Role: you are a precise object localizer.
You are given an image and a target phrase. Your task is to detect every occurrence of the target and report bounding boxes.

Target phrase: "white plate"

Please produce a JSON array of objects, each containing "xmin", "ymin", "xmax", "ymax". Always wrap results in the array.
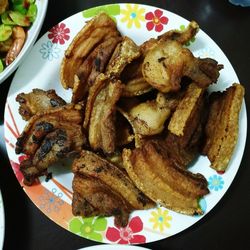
[
  {"xmin": 0, "ymin": 190, "xmax": 5, "ymax": 249},
  {"xmin": 4, "ymin": 3, "xmax": 247, "ymax": 245},
  {"xmin": 0, "ymin": 0, "xmax": 48, "ymax": 84}
]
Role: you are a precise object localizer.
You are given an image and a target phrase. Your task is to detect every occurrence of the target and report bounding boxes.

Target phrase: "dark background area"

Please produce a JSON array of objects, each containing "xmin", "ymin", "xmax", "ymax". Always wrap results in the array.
[{"xmin": 0, "ymin": 1, "xmax": 249, "ymax": 249}]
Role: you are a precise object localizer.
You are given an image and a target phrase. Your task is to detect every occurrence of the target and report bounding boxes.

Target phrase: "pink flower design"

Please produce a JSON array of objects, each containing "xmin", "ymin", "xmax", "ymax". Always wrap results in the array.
[
  {"xmin": 48, "ymin": 23, "xmax": 70, "ymax": 45},
  {"xmin": 145, "ymin": 9, "xmax": 168, "ymax": 32},
  {"xmin": 106, "ymin": 216, "xmax": 146, "ymax": 244},
  {"xmin": 10, "ymin": 155, "xmax": 29, "ymax": 183}
]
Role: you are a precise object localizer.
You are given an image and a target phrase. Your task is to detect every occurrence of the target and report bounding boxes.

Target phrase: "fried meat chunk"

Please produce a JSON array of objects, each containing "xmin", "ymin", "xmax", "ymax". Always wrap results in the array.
[
  {"xmin": 72, "ymin": 150, "xmax": 155, "ymax": 226},
  {"xmin": 120, "ymin": 21, "xmax": 200, "ymax": 97},
  {"xmin": 159, "ymin": 20, "xmax": 199, "ymax": 45},
  {"xmin": 16, "ymin": 89, "xmax": 66, "ymax": 121},
  {"xmin": 85, "ymin": 38, "xmax": 140, "ymax": 153},
  {"xmin": 202, "ymin": 83, "xmax": 245, "ymax": 171},
  {"xmin": 16, "ymin": 103, "xmax": 84, "ymax": 155},
  {"xmin": 20, "ymin": 128, "xmax": 82, "ymax": 185},
  {"xmin": 168, "ymin": 83, "xmax": 205, "ymax": 139},
  {"xmin": 142, "ymin": 40, "xmax": 223, "ymax": 93},
  {"xmin": 118, "ymin": 93, "xmax": 171, "ymax": 148},
  {"xmin": 72, "ymin": 174, "xmax": 133, "ymax": 227},
  {"xmin": 88, "ymin": 79, "xmax": 123, "ymax": 153},
  {"xmin": 71, "ymin": 36, "xmax": 121, "ymax": 103},
  {"xmin": 122, "ymin": 141, "xmax": 209, "ymax": 215},
  {"xmin": 16, "ymin": 103, "xmax": 85, "ymax": 185},
  {"xmin": 60, "ymin": 12, "xmax": 121, "ymax": 89},
  {"xmin": 83, "ymin": 37, "xmax": 140, "ymax": 130}
]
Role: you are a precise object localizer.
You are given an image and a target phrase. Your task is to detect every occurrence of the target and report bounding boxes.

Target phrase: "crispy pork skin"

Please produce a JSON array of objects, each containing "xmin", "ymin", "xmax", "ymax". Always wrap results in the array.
[
  {"xmin": 202, "ymin": 83, "xmax": 245, "ymax": 171},
  {"xmin": 123, "ymin": 141, "xmax": 209, "ymax": 215}
]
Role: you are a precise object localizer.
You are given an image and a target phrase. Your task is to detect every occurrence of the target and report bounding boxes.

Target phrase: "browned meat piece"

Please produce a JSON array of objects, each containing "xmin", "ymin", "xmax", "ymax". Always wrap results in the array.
[
  {"xmin": 163, "ymin": 128, "xmax": 203, "ymax": 169},
  {"xmin": 84, "ymin": 37, "xmax": 140, "ymax": 154},
  {"xmin": 202, "ymin": 83, "xmax": 245, "ymax": 171},
  {"xmin": 60, "ymin": 12, "xmax": 121, "ymax": 89},
  {"xmin": 120, "ymin": 21, "xmax": 199, "ymax": 97},
  {"xmin": 142, "ymin": 40, "xmax": 223, "ymax": 93},
  {"xmin": 71, "ymin": 35, "xmax": 121, "ymax": 103},
  {"xmin": 72, "ymin": 150, "xmax": 155, "ymax": 226},
  {"xmin": 122, "ymin": 141, "xmax": 209, "ymax": 215},
  {"xmin": 20, "ymin": 128, "xmax": 82, "ymax": 185},
  {"xmin": 16, "ymin": 103, "xmax": 84, "ymax": 155},
  {"xmin": 16, "ymin": 89, "xmax": 66, "ymax": 121},
  {"xmin": 105, "ymin": 36, "xmax": 141, "ymax": 78},
  {"xmin": 118, "ymin": 93, "xmax": 171, "ymax": 148},
  {"xmin": 72, "ymin": 174, "xmax": 133, "ymax": 227},
  {"xmin": 159, "ymin": 20, "xmax": 199, "ymax": 45},
  {"xmin": 88, "ymin": 79, "xmax": 123, "ymax": 153},
  {"xmin": 168, "ymin": 83, "xmax": 205, "ymax": 142},
  {"xmin": 83, "ymin": 37, "xmax": 140, "ymax": 130}
]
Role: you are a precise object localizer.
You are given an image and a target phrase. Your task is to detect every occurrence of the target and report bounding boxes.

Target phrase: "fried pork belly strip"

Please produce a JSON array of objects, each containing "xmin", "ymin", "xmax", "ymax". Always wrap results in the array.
[
  {"xmin": 20, "ymin": 128, "xmax": 83, "ymax": 185},
  {"xmin": 72, "ymin": 150, "xmax": 155, "ymax": 222},
  {"xmin": 85, "ymin": 38, "xmax": 140, "ymax": 153},
  {"xmin": 202, "ymin": 83, "xmax": 245, "ymax": 171},
  {"xmin": 122, "ymin": 141, "xmax": 209, "ymax": 215},
  {"xmin": 72, "ymin": 174, "xmax": 133, "ymax": 227},
  {"xmin": 88, "ymin": 79, "xmax": 123, "ymax": 153},
  {"xmin": 168, "ymin": 83, "xmax": 205, "ymax": 138},
  {"xmin": 15, "ymin": 103, "xmax": 84, "ymax": 155},
  {"xmin": 60, "ymin": 12, "xmax": 121, "ymax": 89},
  {"xmin": 71, "ymin": 36, "xmax": 121, "ymax": 103},
  {"xmin": 105, "ymin": 36, "xmax": 141, "ymax": 78},
  {"xmin": 142, "ymin": 39, "xmax": 223, "ymax": 93},
  {"xmin": 83, "ymin": 37, "xmax": 140, "ymax": 130},
  {"xmin": 16, "ymin": 89, "xmax": 66, "ymax": 121}
]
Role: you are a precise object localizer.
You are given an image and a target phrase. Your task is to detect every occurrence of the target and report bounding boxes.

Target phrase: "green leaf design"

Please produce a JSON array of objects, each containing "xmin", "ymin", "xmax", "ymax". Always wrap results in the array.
[
  {"xmin": 68, "ymin": 216, "xmax": 107, "ymax": 242},
  {"xmin": 93, "ymin": 217, "xmax": 107, "ymax": 231},
  {"xmin": 69, "ymin": 217, "xmax": 82, "ymax": 233},
  {"xmin": 82, "ymin": 4, "xmax": 120, "ymax": 22},
  {"xmin": 87, "ymin": 231, "xmax": 103, "ymax": 242}
]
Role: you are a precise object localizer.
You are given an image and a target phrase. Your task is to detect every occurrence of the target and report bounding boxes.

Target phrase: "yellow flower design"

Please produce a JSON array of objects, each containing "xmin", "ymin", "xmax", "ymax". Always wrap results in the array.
[
  {"xmin": 120, "ymin": 4, "xmax": 145, "ymax": 29},
  {"xmin": 149, "ymin": 208, "xmax": 172, "ymax": 232}
]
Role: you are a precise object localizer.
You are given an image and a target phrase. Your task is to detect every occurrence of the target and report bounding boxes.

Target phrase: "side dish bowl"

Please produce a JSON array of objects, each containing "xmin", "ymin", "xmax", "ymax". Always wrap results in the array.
[{"xmin": 0, "ymin": 0, "xmax": 48, "ymax": 84}]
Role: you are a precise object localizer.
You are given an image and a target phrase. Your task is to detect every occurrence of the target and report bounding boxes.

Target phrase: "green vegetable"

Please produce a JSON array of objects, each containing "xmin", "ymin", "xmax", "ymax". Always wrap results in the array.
[
  {"xmin": 13, "ymin": 4, "xmax": 27, "ymax": 15},
  {"xmin": 11, "ymin": 0, "xmax": 24, "ymax": 5},
  {"xmin": 9, "ymin": 10, "xmax": 30, "ymax": 26},
  {"xmin": 0, "ymin": 0, "xmax": 37, "ymax": 72},
  {"xmin": 0, "ymin": 24, "xmax": 12, "ymax": 41},
  {"xmin": 26, "ymin": 3, "xmax": 37, "ymax": 23},
  {"xmin": 1, "ymin": 12, "xmax": 15, "ymax": 25},
  {"xmin": 0, "ymin": 59, "xmax": 4, "ymax": 72}
]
